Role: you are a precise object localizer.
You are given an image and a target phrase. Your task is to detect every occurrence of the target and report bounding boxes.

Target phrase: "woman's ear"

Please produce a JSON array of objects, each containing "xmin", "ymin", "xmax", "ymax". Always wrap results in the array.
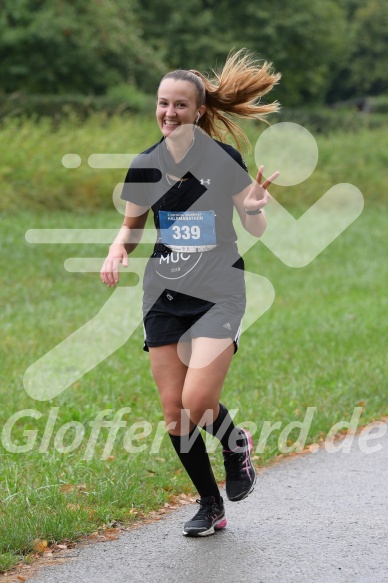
[{"xmin": 198, "ymin": 104, "xmax": 206, "ymax": 118}]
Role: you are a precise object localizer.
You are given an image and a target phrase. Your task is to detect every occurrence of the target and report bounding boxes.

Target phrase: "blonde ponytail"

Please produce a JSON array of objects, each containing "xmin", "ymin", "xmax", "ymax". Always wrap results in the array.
[{"xmin": 192, "ymin": 49, "xmax": 281, "ymax": 150}]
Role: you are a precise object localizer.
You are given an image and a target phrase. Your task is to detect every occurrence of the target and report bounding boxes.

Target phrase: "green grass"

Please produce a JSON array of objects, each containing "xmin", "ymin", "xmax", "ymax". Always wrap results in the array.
[{"xmin": 0, "ymin": 117, "xmax": 387, "ymax": 571}]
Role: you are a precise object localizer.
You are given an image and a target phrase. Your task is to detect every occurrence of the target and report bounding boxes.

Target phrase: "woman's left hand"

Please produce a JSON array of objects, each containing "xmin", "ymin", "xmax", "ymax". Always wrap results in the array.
[{"xmin": 243, "ymin": 165, "xmax": 280, "ymax": 213}]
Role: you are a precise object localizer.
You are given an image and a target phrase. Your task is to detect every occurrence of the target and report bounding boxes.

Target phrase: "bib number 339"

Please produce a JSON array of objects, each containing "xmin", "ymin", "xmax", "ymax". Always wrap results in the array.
[
  {"xmin": 159, "ymin": 210, "xmax": 216, "ymax": 246},
  {"xmin": 172, "ymin": 224, "xmax": 200, "ymax": 240}
]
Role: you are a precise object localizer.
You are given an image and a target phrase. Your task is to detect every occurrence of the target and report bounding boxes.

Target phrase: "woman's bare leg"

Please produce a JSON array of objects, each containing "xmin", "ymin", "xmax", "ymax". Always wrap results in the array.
[
  {"xmin": 182, "ymin": 337, "xmax": 235, "ymax": 427},
  {"xmin": 148, "ymin": 343, "xmax": 192, "ymax": 435}
]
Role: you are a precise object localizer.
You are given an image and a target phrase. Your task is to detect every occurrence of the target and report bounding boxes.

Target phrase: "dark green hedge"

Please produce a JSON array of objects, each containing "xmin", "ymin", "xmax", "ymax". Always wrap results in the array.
[
  {"xmin": 272, "ymin": 107, "xmax": 388, "ymax": 134},
  {"xmin": 0, "ymin": 92, "xmax": 155, "ymax": 120}
]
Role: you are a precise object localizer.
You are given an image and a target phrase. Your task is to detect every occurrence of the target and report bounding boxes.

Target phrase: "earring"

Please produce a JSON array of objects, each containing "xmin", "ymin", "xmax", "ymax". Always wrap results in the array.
[{"xmin": 195, "ymin": 113, "xmax": 200, "ymax": 126}]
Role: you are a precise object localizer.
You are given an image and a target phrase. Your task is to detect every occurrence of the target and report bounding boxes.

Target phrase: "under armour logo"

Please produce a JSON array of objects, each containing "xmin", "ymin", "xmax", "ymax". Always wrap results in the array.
[{"xmin": 200, "ymin": 179, "xmax": 211, "ymax": 186}]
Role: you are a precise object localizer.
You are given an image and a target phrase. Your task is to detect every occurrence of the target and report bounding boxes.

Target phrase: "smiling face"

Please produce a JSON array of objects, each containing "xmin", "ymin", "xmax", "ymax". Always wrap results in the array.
[{"xmin": 156, "ymin": 79, "xmax": 206, "ymax": 138}]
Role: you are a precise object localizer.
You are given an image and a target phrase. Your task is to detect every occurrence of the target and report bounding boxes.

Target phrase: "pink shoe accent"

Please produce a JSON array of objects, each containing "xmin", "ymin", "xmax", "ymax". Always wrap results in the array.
[
  {"xmin": 223, "ymin": 429, "xmax": 253, "ymax": 454},
  {"xmin": 241, "ymin": 429, "xmax": 253, "ymax": 476},
  {"xmin": 215, "ymin": 518, "xmax": 227, "ymax": 529}
]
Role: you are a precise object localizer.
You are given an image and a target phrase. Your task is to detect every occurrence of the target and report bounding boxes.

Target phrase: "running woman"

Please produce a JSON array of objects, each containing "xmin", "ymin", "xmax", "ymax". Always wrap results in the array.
[{"xmin": 101, "ymin": 49, "xmax": 280, "ymax": 537}]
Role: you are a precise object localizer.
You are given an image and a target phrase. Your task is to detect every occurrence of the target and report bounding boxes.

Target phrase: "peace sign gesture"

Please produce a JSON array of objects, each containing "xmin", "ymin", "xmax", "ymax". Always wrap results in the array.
[{"xmin": 243, "ymin": 165, "xmax": 280, "ymax": 214}]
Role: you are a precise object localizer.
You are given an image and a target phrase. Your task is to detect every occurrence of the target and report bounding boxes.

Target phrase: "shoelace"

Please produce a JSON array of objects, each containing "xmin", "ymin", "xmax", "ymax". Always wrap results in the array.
[
  {"xmin": 223, "ymin": 451, "xmax": 250, "ymax": 478},
  {"xmin": 241, "ymin": 452, "xmax": 252, "ymax": 475},
  {"xmin": 193, "ymin": 499, "xmax": 218, "ymax": 521},
  {"xmin": 223, "ymin": 435, "xmax": 251, "ymax": 478}
]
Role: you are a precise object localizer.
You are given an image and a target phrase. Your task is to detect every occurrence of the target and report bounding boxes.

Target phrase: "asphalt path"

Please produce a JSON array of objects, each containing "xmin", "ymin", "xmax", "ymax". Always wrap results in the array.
[{"xmin": 28, "ymin": 423, "xmax": 388, "ymax": 583}]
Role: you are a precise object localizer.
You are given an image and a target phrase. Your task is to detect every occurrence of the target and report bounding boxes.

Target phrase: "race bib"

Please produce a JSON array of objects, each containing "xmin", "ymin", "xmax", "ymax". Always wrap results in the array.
[{"xmin": 159, "ymin": 210, "xmax": 217, "ymax": 249}]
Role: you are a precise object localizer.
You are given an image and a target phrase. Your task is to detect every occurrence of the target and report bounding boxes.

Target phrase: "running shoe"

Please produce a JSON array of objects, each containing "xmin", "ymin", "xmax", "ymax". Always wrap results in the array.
[
  {"xmin": 183, "ymin": 496, "xmax": 227, "ymax": 537},
  {"xmin": 223, "ymin": 428, "xmax": 256, "ymax": 501}
]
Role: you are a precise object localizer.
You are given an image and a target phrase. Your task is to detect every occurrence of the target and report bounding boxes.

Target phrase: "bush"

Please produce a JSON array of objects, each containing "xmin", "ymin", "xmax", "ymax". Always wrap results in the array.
[
  {"xmin": 271, "ymin": 106, "xmax": 388, "ymax": 134},
  {"xmin": 368, "ymin": 95, "xmax": 388, "ymax": 114},
  {"xmin": 106, "ymin": 84, "xmax": 156, "ymax": 112},
  {"xmin": 0, "ymin": 90, "xmax": 155, "ymax": 121}
]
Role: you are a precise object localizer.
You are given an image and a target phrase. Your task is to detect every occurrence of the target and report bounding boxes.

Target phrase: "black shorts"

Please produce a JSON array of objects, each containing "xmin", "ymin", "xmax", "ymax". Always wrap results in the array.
[{"xmin": 142, "ymin": 290, "xmax": 246, "ymax": 353}]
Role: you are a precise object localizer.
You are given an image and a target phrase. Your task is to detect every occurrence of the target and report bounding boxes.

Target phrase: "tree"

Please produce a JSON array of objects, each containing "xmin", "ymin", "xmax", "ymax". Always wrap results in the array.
[
  {"xmin": 2, "ymin": 0, "xmax": 386, "ymax": 105},
  {"xmin": 0, "ymin": 0, "xmax": 165, "ymax": 94},
  {"xmin": 136, "ymin": 0, "xmax": 349, "ymax": 106},
  {"xmin": 211, "ymin": 0, "xmax": 348, "ymax": 106},
  {"xmin": 134, "ymin": 0, "xmax": 229, "ymax": 73},
  {"xmin": 348, "ymin": 0, "xmax": 388, "ymax": 96}
]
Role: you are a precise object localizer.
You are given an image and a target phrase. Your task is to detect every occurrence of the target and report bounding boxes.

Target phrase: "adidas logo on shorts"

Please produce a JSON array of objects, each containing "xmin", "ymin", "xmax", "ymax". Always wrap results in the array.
[{"xmin": 222, "ymin": 322, "xmax": 232, "ymax": 330}]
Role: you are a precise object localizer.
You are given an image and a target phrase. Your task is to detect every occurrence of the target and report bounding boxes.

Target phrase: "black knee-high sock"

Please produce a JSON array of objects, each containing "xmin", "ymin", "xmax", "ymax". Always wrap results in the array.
[
  {"xmin": 169, "ymin": 428, "xmax": 220, "ymax": 502},
  {"xmin": 203, "ymin": 402, "xmax": 242, "ymax": 451}
]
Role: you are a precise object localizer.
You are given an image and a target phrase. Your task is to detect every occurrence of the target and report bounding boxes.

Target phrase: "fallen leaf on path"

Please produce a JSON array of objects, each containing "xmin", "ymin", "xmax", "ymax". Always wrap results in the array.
[
  {"xmin": 43, "ymin": 549, "xmax": 53, "ymax": 557},
  {"xmin": 103, "ymin": 534, "xmax": 119, "ymax": 541},
  {"xmin": 103, "ymin": 529, "xmax": 118, "ymax": 535}
]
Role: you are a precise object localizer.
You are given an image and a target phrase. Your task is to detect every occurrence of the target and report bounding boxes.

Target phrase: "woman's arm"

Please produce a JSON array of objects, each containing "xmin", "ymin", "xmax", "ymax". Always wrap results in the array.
[
  {"xmin": 232, "ymin": 165, "xmax": 279, "ymax": 238},
  {"xmin": 100, "ymin": 201, "xmax": 149, "ymax": 287}
]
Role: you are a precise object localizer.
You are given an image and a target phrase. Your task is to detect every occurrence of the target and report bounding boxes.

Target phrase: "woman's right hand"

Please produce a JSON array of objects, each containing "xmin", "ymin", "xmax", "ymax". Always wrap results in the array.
[{"xmin": 100, "ymin": 243, "xmax": 129, "ymax": 287}]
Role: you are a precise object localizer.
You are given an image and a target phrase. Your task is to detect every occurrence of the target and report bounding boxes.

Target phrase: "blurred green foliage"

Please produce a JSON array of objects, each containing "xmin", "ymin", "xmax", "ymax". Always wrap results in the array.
[
  {"xmin": 0, "ymin": 0, "xmax": 165, "ymax": 94},
  {"xmin": 0, "ymin": 0, "xmax": 387, "ymax": 107}
]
